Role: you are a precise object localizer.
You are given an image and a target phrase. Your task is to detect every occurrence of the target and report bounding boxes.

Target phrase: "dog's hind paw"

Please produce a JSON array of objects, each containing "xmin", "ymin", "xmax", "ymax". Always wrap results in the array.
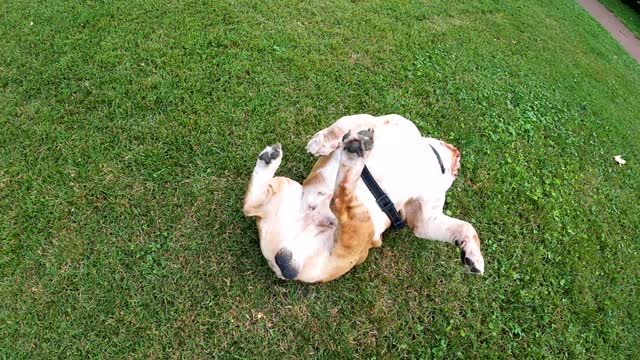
[
  {"xmin": 342, "ymin": 129, "xmax": 374, "ymax": 158},
  {"xmin": 257, "ymin": 143, "xmax": 282, "ymax": 166},
  {"xmin": 455, "ymin": 239, "xmax": 484, "ymax": 275},
  {"xmin": 306, "ymin": 130, "xmax": 340, "ymax": 156}
]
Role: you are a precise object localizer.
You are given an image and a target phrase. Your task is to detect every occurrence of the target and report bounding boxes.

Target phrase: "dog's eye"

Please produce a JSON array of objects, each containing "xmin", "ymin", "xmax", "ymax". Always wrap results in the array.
[
  {"xmin": 318, "ymin": 217, "xmax": 336, "ymax": 228},
  {"xmin": 308, "ymin": 205, "xmax": 317, "ymax": 211}
]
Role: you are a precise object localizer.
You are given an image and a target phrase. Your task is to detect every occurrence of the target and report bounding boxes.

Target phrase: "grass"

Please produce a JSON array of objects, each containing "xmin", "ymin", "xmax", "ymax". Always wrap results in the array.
[
  {"xmin": 1, "ymin": 0, "xmax": 639, "ymax": 358},
  {"xmin": 599, "ymin": 0, "xmax": 640, "ymax": 38}
]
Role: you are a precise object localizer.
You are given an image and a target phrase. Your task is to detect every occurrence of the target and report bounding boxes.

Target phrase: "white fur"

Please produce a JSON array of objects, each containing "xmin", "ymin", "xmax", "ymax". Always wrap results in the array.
[{"xmin": 244, "ymin": 114, "xmax": 484, "ymax": 282}]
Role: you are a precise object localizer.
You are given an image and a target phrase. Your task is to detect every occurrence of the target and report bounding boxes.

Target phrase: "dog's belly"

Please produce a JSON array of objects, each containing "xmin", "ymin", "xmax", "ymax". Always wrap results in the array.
[
  {"xmin": 246, "ymin": 114, "xmax": 480, "ymax": 282},
  {"xmin": 287, "ymin": 116, "xmax": 458, "ymax": 281},
  {"xmin": 309, "ymin": 126, "xmax": 454, "ymax": 240}
]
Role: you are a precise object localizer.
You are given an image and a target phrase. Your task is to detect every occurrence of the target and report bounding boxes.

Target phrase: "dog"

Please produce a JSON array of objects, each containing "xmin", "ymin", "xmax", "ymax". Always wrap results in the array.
[{"xmin": 243, "ymin": 114, "xmax": 484, "ymax": 282}]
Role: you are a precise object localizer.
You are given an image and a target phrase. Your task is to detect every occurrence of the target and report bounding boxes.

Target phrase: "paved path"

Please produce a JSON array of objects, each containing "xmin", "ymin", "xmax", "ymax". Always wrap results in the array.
[{"xmin": 577, "ymin": 0, "xmax": 640, "ymax": 62}]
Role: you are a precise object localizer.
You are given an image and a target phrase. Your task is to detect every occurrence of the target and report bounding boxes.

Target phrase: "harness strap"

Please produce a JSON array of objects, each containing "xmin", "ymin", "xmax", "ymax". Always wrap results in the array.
[
  {"xmin": 360, "ymin": 144, "xmax": 445, "ymax": 230},
  {"xmin": 360, "ymin": 165, "xmax": 405, "ymax": 229},
  {"xmin": 429, "ymin": 144, "xmax": 446, "ymax": 175}
]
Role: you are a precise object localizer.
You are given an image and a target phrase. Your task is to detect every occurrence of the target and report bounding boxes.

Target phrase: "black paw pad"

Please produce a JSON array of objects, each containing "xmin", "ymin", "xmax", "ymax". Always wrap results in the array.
[
  {"xmin": 342, "ymin": 131, "xmax": 351, "ymax": 142},
  {"xmin": 274, "ymin": 248, "xmax": 298, "ymax": 280},
  {"xmin": 345, "ymin": 140, "xmax": 365, "ymax": 157},
  {"xmin": 258, "ymin": 151, "xmax": 272, "ymax": 164},
  {"xmin": 461, "ymin": 251, "xmax": 481, "ymax": 274},
  {"xmin": 357, "ymin": 129, "xmax": 374, "ymax": 138},
  {"xmin": 357, "ymin": 129, "xmax": 374, "ymax": 150},
  {"xmin": 342, "ymin": 129, "xmax": 374, "ymax": 157},
  {"xmin": 464, "ymin": 256, "xmax": 474, "ymax": 267},
  {"xmin": 258, "ymin": 144, "xmax": 281, "ymax": 165}
]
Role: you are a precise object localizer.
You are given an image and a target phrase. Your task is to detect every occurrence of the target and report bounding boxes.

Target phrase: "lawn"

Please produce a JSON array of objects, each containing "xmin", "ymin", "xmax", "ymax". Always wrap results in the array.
[
  {"xmin": 1, "ymin": 0, "xmax": 639, "ymax": 358},
  {"xmin": 599, "ymin": 0, "xmax": 640, "ymax": 38}
]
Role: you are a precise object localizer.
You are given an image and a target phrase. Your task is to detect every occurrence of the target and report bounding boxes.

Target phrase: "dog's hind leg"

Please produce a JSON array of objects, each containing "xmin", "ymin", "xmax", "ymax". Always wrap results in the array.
[
  {"xmin": 243, "ymin": 144, "xmax": 283, "ymax": 217},
  {"xmin": 403, "ymin": 198, "xmax": 485, "ymax": 275},
  {"xmin": 314, "ymin": 130, "xmax": 377, "ymax": 282}
]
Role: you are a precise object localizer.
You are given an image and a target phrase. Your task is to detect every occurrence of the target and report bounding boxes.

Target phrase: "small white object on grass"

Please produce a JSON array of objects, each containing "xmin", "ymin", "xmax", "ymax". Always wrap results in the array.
[{"xmin": 613, "ymin": 155, "xmax": 626, "ymax": 165}]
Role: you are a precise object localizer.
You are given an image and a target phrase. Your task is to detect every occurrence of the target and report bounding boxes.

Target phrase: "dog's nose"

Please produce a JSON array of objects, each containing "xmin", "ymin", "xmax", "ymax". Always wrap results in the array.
[{"xmin": 275, "ymin": 248, "xmax": 298, "ymax": 280}]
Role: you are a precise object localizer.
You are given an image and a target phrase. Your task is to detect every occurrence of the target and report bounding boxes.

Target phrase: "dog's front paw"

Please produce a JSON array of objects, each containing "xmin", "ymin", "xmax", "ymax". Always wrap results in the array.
[
  {"xmin": 455, "ymin": 238, "xmax": 484, "ymax": 275},
  {"xmin": 257, "ymin": 143, "xmax": 282, "ymax": 166},
  {"xmin": 306, "ymin": 130, "xmax": 340, "ymax": 156},
  {"xmin": 342, "ymin": 129, "xmax": 374, "ymax": 158}
]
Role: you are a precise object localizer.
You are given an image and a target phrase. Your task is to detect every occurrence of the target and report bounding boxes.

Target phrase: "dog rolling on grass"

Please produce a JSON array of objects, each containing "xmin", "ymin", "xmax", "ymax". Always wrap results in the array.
[{"xmin": 243, "ymin": 114, "xmax": 484, "ymax": 282}]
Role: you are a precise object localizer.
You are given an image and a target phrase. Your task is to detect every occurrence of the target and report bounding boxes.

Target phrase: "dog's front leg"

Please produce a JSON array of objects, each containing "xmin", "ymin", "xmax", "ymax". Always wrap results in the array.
[
  {"xmin": 317, "ymin": 130, "xmax": 376, "ymax": 282},
  {"xmin": 243, "ymin": 144, "xmax": 283, "ymax": 217}
]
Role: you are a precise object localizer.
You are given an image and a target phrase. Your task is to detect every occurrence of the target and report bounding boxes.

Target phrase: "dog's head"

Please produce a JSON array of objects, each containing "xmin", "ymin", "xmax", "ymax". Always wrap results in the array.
[{"xmin": 248, "ymin": 179, "xmax": 336, "ymax": 280}]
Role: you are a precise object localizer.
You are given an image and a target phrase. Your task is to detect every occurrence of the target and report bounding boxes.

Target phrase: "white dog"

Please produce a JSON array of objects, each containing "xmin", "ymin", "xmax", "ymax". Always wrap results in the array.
[{"xmin": 243, "ymin": 114, "xmax": 484, "ymax": 282}]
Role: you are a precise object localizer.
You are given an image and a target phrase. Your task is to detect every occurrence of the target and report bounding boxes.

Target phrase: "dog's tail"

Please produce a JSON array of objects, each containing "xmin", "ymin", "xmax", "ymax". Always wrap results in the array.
[{"xmin": 274, "ymin": 248, "xmax": 299, "ymax": 280}]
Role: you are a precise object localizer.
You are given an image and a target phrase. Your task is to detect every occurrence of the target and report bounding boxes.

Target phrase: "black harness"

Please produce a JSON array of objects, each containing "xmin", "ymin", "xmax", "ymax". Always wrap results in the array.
[
  {"xmin": 360, "ymin": 144, "xmax": 446, "ymax": 230},
  {"xmin": 429, "ymin": 144, "xmax": 446, "ymax": 175}
]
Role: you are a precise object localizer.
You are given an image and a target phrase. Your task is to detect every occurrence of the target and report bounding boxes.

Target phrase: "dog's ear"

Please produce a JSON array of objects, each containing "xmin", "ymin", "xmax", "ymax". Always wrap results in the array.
[
  {"xmin": 243, "ymin": 183, "xmax": 268, "ymax": 218},
  {"xmin": 442, "ymin": 141, "xmax": 461, "ymax": 177},
  {"xmin": 243, "ymin": 195, "xmax": 264, "ymax": 217}
]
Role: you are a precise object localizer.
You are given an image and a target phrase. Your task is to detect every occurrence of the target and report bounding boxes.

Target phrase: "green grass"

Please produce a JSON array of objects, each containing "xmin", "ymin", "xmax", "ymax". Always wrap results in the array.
[
  {"xmin": 599, "ymin": 0, "xmax": 640, "ymax": 38},
  {"xmin": 1, "ymin": 0, "xmax": 639, "ymax": 357}
]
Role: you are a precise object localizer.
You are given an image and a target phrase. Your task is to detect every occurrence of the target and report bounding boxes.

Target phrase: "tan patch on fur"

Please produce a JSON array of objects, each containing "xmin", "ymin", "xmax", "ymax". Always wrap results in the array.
[
  {"xmin": 401, "ymin": 197, "xmax": 422, "ymax": 231},
  {"xmin": 325, "ymin": 126, "xmax": 343, "ymax": 141},
  {"xmin": 471, "ymin": 232, "xmax": 481, "ymax": 248},
  {"xmin": 268, "ymin": 177, "xmax": 290, "ymax": 194},
  {"xmin": 320, "ymin": 169, "xmax": 374, "ymax": 282},
  {"xmin": 243, "ymin": 176, "xmax": 292, "ymax": 217},
  {"xmin": 370, "ymin": 237, "xmax": 382, "ymax": 248},
  {"xmin": 356, "ymin": 248, "xmax": 370, "ymax": 265},
  {"xmin": 302, "ymin": 155, "xmax": 332, "ymax": 187}
]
